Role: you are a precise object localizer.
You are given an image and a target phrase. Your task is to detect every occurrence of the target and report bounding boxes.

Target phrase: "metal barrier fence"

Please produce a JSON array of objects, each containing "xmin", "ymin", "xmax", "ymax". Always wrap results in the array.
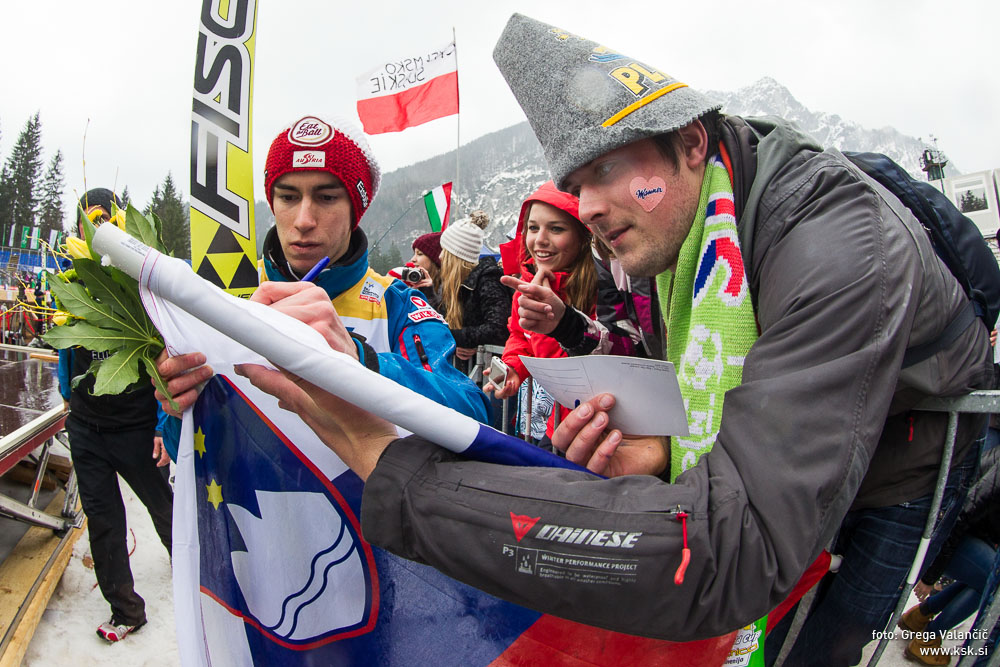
[
  {"xmin": 862, "ymin": 390, "xmax": 1000, "ymax": 666},
  {"xmin": 465, "ymin": 344, "xmax": 514, "ymax": 436},
  {"xmin": 464, "ymin": 344, "xmax": 559, "ymax": 440},
  {"xmin": 0, "ymin": 404, "xmax": 81, "ymax": 535}
]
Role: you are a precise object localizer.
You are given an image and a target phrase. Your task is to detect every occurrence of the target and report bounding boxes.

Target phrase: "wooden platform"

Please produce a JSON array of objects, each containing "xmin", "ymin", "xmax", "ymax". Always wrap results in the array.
[{"xmin": 0, "ymin": 490, "xmax": 85, "ymax": 667}]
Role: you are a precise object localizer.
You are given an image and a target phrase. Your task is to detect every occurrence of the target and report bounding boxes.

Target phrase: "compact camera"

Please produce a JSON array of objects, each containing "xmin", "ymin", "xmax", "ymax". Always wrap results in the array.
[
  {"xmin": 399, "ymin": 267, "xmax": 424, "ymax": 283},
  {"xmin": 390, "ymin": 266, "xmax": 425, "ymax": 284}
]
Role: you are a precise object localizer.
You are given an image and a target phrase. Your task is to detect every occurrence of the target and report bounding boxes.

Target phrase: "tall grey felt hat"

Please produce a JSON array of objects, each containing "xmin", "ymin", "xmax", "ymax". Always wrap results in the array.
[{"xmin": 493, "ymin": 13, "xmax": 722, "ymax": 190}]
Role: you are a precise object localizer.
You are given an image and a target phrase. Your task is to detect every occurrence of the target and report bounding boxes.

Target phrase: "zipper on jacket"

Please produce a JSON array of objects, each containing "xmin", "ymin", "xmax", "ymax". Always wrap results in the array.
[
  {"xmin": 413, "ymin": 334, "xmax": 432, "ymax": 372},
  {"xmin": 673, "ymin": 506, "xmax": 691, "ymax": 585}
]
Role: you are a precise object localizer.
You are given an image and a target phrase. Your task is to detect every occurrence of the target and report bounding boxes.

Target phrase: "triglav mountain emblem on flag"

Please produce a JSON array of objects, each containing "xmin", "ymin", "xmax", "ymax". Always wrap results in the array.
[{"xmin": 194, "ymin": 377, "xmax": 378, "ymax": 647}]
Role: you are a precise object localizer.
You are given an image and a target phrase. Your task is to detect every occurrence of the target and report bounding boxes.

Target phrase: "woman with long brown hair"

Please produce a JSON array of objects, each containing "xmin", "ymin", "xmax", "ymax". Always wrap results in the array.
[{"xmin": 486, "ymin": 181, "xmax": 598, "ymax": 442}]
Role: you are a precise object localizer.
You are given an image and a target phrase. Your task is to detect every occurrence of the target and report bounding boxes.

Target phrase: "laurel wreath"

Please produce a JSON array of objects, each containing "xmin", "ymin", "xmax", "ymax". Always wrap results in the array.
[{"xmin": 42, "ymin": 204, "xmax": 177, "ymax": 408}]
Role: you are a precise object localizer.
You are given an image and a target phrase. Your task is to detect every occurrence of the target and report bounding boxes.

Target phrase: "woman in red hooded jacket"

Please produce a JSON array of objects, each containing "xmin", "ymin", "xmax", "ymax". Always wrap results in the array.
[{"xmin": 486, "ymin": 181, "xmax": 598, "ymax": 439}]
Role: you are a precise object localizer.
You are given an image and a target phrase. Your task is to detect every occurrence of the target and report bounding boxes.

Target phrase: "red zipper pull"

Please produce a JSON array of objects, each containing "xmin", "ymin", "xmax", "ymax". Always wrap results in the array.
[
  {"xmin": 674, "ymin": 510, "xmax": 691, "ymax": 585},
  {"xmin": 413, "ymin": 333, "xmax": 432, "ymax": 372}
]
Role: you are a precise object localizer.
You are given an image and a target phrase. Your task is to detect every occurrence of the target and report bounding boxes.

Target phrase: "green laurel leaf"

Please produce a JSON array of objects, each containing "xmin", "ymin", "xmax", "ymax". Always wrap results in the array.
[
  {"xmin": 108, "ymin": 265, "xmax": 140, "ymax": 301},
  {"xmin": 124, "ymin": 202, "xmax": 165, "ymax": 253},
  {"xmin": 47, "ymin": 274, "xmax": 119, "ymax": 329},
  {"xmin": 72, "ymin": 258, "xmax": 150, "ymax": 337},
  {"xmin": 48, "ymin": 205, "xmax": 174, "ymax": 405},
  {"xmin": 141, "ymin": 353, "xmax": 178, "ymax": 413},
  {"xmin": 42, "ymin": 321, "xmax": 126, "ymax": 352},
  {"xmin": 91, "ymin": 344, "xmax": 145, "ymax": 396},
  {"xmin": 77, "ymin": 204, "xmax": 102, "ymax": 262}
]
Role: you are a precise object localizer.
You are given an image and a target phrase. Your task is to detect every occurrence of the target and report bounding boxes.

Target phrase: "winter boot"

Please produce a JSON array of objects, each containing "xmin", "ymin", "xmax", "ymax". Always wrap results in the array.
[
  {"xmin": 96, "ymin": 617, "xmax": 147, "ymax": 643},
  {"xmin": 899, "ymin": 603, "xmax": 935, "ymax": 633},
  {"xmin": 903, "ymin": 634, "xmax": 950, "ymax": 665}
]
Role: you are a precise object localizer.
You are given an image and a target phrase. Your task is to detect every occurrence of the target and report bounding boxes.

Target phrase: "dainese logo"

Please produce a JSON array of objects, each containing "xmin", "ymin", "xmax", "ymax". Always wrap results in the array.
[{"xmin": 510, "ymin": 512, "xmax": 540, "ymax": 542}]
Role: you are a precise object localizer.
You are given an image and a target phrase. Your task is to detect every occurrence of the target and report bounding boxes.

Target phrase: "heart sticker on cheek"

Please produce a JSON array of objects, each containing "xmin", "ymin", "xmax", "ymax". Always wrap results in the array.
[{"xmin": 630, "ymin": 176, "xmax": 666, "ymax": 212}]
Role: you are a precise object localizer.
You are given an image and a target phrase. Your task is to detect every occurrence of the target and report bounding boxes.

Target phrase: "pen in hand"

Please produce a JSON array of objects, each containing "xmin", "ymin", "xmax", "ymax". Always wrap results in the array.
[{"xmin": 301, "ymin": 256, "xmax": 331, "ymax": 282}]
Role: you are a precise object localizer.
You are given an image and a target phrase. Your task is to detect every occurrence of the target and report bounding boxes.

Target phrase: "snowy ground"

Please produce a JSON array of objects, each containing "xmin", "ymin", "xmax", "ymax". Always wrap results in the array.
[
  {"xmin": 18, "ymin": 475, "xmax": 982, "ymax": 667},
  {"xmin": 22, "ymin": 475, "xmax": 178, "ymax": 666}
]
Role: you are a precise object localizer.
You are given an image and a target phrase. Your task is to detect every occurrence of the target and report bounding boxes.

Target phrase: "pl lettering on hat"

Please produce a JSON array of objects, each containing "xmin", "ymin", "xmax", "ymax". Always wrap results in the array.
[{"xmin": 493, "ymin": 14, "xmax": 722, "ymax": 189}]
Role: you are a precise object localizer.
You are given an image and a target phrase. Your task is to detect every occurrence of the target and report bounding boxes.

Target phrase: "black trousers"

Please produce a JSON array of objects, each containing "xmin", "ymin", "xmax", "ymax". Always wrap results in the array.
[{"xmin": 67, "ymin": 416, "xmax": 173, "ymax": 625}]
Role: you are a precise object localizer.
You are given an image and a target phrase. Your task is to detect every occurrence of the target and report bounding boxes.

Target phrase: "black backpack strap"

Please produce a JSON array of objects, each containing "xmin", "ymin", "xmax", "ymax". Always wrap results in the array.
[{"xmin": 902, "ymin": 300, "xmax": 978, "ymax": 367}]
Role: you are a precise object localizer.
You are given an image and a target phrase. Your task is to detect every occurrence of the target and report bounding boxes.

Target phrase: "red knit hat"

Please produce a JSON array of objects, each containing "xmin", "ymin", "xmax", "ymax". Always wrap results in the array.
[
  {"xmin": 412, "ymin": 232, "xmax": 443, "ymax": 267},
  {"xmin": 264, "ymin": 115, "xmax": 381, "ymax": 227}
]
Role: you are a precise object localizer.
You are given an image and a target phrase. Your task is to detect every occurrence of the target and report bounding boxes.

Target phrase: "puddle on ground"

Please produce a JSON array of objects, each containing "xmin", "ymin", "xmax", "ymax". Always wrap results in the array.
[{"xmin": 0, "ymin": 348, "xmax": 61, "ymax": 436}]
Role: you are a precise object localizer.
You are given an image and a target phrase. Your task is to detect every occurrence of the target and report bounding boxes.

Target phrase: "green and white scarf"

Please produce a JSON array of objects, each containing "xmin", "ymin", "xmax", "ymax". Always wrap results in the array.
[
  {"xmin": 656, "ymin": 152, "xmax": 765, "ymax": 666},
  {"xmin": 657, "ymin": 152, "xmax": 758, "ymax": 480}
]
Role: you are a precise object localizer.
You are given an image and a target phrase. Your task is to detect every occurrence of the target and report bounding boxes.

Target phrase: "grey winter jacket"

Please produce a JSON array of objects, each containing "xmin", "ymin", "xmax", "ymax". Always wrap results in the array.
[{"xmin": 359, "ymin": 116, "xmax": 994, "ymax": 641}]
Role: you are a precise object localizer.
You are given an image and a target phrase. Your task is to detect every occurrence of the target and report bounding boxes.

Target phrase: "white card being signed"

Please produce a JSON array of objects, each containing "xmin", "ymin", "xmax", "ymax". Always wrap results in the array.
[{"xmin": 518, "ymin": 355, "xmax": 689, "ymax": 436}]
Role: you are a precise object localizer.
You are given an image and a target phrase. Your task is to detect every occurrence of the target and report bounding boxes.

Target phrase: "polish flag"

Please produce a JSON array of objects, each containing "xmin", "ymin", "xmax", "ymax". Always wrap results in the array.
[{"xmin": 356, "ymin": 41, "xmax": 458, "ymax": 134}]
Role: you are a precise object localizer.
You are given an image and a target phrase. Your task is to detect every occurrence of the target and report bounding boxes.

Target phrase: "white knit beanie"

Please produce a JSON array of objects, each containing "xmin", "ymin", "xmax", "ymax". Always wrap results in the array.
[{"xmin": 440, "ymin": 210, "xmax": 488, "ymax": 263}]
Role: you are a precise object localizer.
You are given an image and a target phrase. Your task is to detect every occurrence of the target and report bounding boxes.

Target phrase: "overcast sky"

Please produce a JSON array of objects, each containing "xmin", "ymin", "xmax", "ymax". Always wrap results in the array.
[{"xmin": 2, "ymin": 0, "xmax": 997, "ymax": 228}]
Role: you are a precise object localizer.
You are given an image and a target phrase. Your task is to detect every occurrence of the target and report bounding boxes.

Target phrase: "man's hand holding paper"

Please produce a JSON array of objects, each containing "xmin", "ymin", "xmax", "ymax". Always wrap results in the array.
[{"xmin": 551, "ymin": 393, "xmax": 669, "ymax": 478}]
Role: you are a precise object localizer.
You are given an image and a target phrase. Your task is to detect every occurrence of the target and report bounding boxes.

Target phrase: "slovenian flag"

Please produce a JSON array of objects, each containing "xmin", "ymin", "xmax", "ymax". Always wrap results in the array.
[
  {"xmin": 356, "ymin": 41, "xmax": 459, "ymax": 135},
  {"xmin": 92, "ymin": 223, "xmax": 738, "ymax": 666},
  {"xmin": 423, "ymin": 182, "xmax": 452, "ymax": 232}
]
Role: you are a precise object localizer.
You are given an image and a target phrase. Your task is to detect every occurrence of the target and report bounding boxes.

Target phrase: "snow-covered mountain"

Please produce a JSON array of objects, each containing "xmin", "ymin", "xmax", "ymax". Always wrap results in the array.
[
  {"xmin": 362, "ymin": 121, "xmax": 547, "ymax": 255},
  {"xmin": 351, "ymin": 77, "xmax": 958, "ymax": 257},
  {"xmin": 704, "ymin": 77, "xmax": 957, "ymax": 180}
]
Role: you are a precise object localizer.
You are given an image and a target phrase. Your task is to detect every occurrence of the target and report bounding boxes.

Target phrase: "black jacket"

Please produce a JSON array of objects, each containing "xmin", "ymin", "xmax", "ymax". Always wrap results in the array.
[
  {"xmin": 58, "ymin": 347, "xmax": 157, "ymax": 431},
  {"xmin": 449, "ymin": 256, "xmax": 511, "ymax": 349}
]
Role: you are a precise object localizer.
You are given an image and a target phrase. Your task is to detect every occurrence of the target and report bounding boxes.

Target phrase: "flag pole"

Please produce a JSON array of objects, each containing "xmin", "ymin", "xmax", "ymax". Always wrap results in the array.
[{"xmin": 453, "ymin": 26, "xmax": 461, "ymax": 212}]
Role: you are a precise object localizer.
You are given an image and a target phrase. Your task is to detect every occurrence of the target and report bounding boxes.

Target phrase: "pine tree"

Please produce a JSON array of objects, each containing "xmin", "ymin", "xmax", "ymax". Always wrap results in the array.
[
  {"xmin": 0, "ymin": 119, "xmax": 7, "ymax": 231},
  {"xmin": 146, "ymin": 172, "xmax": 190, "ymax": 259},
  {"xmin": 368, "ymin": 243, "xmax": 402, "ymax": 274},
  {"xmin": 120, "ymin": 185, "xmax": 131, "ymax": 209},
  {"xmin": 38, "ymin": 149, "xmax": 65, "ymax": 238},
  {"xmin": 4, "ymin": 113, "xmax": 44, "ymax": 233},
  {"xmin": 368, "ymin": 244, "xmax": 387, "ymax": 274},
  {"xmin": 0, "ymin": 163, "xmax": 12, "ymax": 232},
  {"xmin": 385, "ymin": 243, "xmax": 403, "ymax": 271}
]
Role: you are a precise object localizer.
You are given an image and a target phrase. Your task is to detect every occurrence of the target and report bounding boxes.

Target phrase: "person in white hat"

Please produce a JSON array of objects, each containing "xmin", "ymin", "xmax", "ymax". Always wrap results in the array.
[{"xmin": 435, "ymin": 210, "xmax": 510, "ymax": 365}]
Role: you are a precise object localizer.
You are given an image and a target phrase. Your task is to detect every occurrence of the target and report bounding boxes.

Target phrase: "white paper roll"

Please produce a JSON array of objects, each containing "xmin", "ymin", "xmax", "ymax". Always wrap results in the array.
[{"xmin": 92, "ymin": 223, "xmax": 481, "ymax": 452}]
